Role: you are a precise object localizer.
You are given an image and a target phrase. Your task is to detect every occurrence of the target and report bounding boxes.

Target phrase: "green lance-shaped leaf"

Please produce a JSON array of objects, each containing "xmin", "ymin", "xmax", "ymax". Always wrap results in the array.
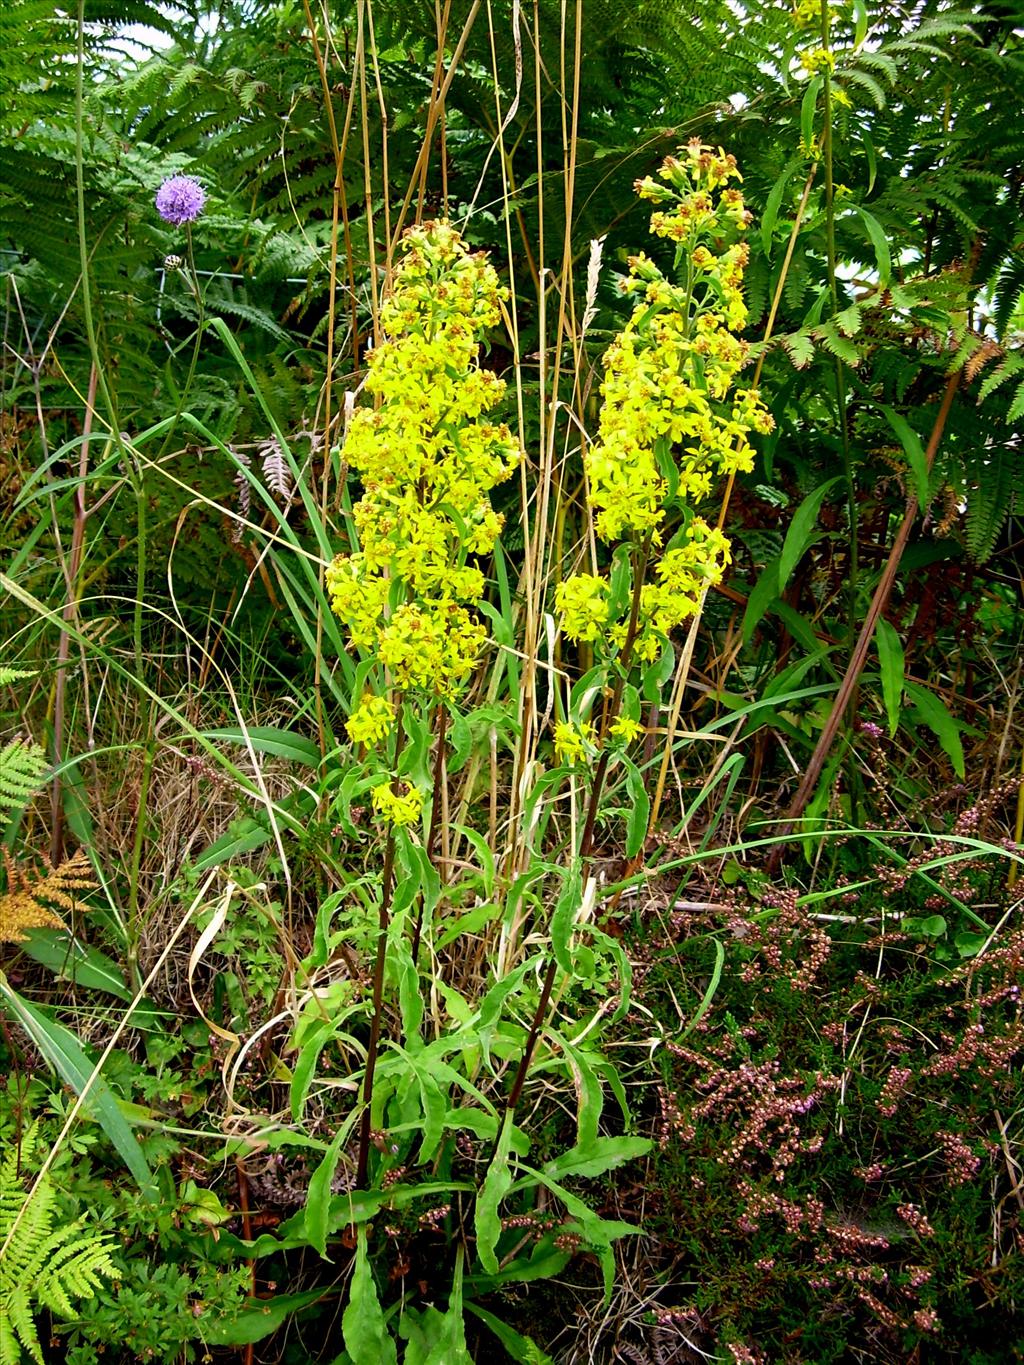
[
  {"xmin": 622, "ymin": 757, "xmax": 651, "ymax": 860},
  {"xmin": 549, "ymin": 857, "xmax": 583, "ymax": 975},
  {"xmin": 874, "ymin": 616, "xmax": 905, "ymax": 737},
  {"xmin": 903, "ymin": 680, "xmax": 966, "ymax": 778},
  {"xmin": 304, "ymin": 1111, "xmax": 360, "ymax": 1258},
  {"xmin": 880, "ymin": 405, "xmax": 930, "ymax": 506},
  {"xmin": 476, "ymin": 1111, "xmax": 515, "ymax": 1275},
  {"xmin": 341, "ymin": 1227, "xmax": 398, "ymax": 1365},
  {"xmin": 851, "ymin": 205, "xmax": 893, "ymax": 284},
  {"xmin": 0, "ymin": 974, "xmax": 157, "ymax": 1200},
  {"xmin": 778, "ymin": 476, "xmax": 842, "ymax": 594}
]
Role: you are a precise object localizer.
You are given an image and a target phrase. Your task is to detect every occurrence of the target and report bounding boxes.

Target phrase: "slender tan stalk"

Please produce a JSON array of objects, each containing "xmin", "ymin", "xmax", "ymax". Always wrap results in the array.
[
  {"xmin": 389, "ymin": 2, "xmax": 482, "ymax": 251},
  {"xmin": 302, "ymin": 0, "xmax": 346, "ymax": 754},
  {"xmin": 51, "ymin": 362, "xmax": 98, "ymax": 865}
]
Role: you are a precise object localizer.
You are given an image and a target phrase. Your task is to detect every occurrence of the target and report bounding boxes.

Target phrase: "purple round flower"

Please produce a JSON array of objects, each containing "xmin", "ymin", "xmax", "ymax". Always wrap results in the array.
[{"xmin": 155, "ymin": 175, "xmax": 206, "ymax": 226}]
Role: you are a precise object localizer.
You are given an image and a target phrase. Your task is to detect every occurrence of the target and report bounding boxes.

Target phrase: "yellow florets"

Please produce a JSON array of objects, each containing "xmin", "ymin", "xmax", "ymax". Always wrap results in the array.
[
  {"xmin": 371, "ymin": 780, "xmax": 424, "ymax": 827},
  {"xmin": 553, "ymin": 721, "xmax": 597, "ymax": 766},
  {"xmin": 800, "ymin": 46, "xmax": 836, "ymax": 76},
  {"xmin": 555, "ymin": 574, "xmax": 611, "ymax": 643},
  {"xmin": 609, "ymin": 715, "xmax": 644, "ymax": 745},
  {"xmin": 583, "ymin": 143, "xmax": 771, "ymax": 550},
  {"xmin": 792, "ymin": 0, "xmax": 821, "ymax": 28},
  {"xmin": 541, "ymin": 147, "xmax": 776, "ymax": 796},
  {"xmin": 346, "ymin": 695, "xmax": 396, "ymax": 748},
  {"xmin": 557, "ymin": 145, "xmax": 771, "ymax": 686}
]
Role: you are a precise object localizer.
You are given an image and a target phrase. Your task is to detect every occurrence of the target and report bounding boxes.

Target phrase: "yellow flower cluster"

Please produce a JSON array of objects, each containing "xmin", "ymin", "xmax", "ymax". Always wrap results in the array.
[
  {"xmin": 554, "ymin": 573, "xmax": 610, "ymax": 644},
  {"xmin": 609, "ymin": 715, "xmax": 643, "ymax": 745},
  {"xmin": 792, "ymin": 0, "xmax": 843, "ymax": 30},
  {"xmin": 553, "ymin": 720, "xmax": 597, "ymax": 766},
  {"xmin": 327, "ymin": 222, "xmax": 519, "ymax": 686},
  {"xmin": 346, "ymin": 695, "xmax": 396, "ymax": 747},
  {"xmin": 371, "ymin": 780, "xmax": 424, "ymax": 827},
  {"xmin": 800, "ymin": 46, "xmax": 836, "ymax": 75},
  {"xmin": 610, "ymin": 517, "xmax": 732, "ymax": 662},
  {"xmin": 326, "ymin": 221, "xmax": 522, "ymax": 773},
  {"xmin": 558, "ymin": 143, "xmax": 771, "ymax": 662},
  {"xmin": 791, "ymin": 0, "xmax": 820, "ymax": 27}
]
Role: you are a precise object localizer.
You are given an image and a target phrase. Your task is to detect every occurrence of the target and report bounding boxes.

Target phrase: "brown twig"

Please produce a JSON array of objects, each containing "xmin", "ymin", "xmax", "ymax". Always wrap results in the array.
[{"xmin": 235, "ymin": 1159, "xmax": 256, "ymax": 1365}]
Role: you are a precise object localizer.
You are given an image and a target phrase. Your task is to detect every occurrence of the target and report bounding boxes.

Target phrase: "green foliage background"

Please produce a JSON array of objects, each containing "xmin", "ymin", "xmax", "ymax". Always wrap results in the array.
[{"xmin": 1, "ymin": 1, "xmax": 1023, "ymax": 1362}]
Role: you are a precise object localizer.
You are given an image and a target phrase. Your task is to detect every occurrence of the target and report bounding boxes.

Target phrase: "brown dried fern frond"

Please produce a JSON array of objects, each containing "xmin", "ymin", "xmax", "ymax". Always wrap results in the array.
[{"xmin": 0, "ymin": 847, "xmax": 96, "ymax": 944}]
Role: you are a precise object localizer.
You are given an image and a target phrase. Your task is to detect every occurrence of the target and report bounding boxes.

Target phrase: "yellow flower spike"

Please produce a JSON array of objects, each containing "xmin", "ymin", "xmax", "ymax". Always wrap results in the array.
[{"xmin": 327, "ymin": 220, "xmax": 523, "ymax": 700}]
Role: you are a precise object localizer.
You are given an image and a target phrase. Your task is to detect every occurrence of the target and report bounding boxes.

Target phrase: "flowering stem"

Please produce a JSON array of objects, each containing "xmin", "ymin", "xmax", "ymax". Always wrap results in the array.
[
  {"xmin": 497, "ymin": 533, "xmax": 650, "ymax": 1129},
  {"xmin": 355, "ymin": 824, "xmax": 396, "ymax": 1189},
  {"xmin": 410, "ymin": 701, "xmax": 448, "ymax": 967},
  {"xmin": 356, "ymin": 708, "xmax": 406, "ymax": 1188}
]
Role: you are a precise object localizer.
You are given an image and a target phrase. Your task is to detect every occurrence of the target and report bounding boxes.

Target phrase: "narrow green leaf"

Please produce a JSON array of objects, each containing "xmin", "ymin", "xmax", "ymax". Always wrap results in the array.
[
  {"xmin": 778, "ymin": 477, "xmax": 842, "ymax": 592},
  {"xmin": 476, "ymin": 1113, "xmax": 514, "ymax": 1275},
  {"xmin": 191, "ymin": 818, "xmax": 270, "ymax": 873},
  {"xmin": 205, "ymin": 1287, "xmax": 329, "ymax": 1345},
  {"xmin": 852, "ymin": 205, "xmax": 892, "ymax": 283},
  {"xmin": 679, "ymin": 937, "xmax": 725, "ymax": 1041},
  {"xmin": 801, "ymin": 75, "xmax": 823, "ymax": 149},
  {"xmin": 622, "ymin": 758, "xmax": 650, "ymax": 860},
  {"xmin": 550, "ymin": 858, "xmax": 582, "ymax": 975},
  {"xmin": 465, "ymin": 1304, "xmax": 555, "ymax": 1364},
  {"xmin": 874, "ymin": 617, "xmax": 905, "ymax": 737},
  {"xmin": 0, "ymin": 974, "xmax": 157, "ymax": 1199},
  {"xmin": 852, "ymin": 0, "xmax": 869, "ymax": 49},
  {"xmin": 19, "ymin": 930, "xmax": 132, "ymax": 1001},
  {"xmin": 420, "ymin": 1246, "xmax": 472, "ymax": 1365},
  {"xmin": 762, "ymin": 157, "xmax": 802, "ymax": 258},
  {"xmin": 304, "ymin": 1115, "xmax": 358, "ymax": 1258},
  {"xmin": 201, "ymin": 726, "xmax": 321, "ymax": 766},
  {"xmin": 880, "ymin": 405, "xmax": 930, "ymax": 506},
  {"xmin": 542, "ymin": 1136, "xmax": 652, "ymax": 1182},
  {"xmin": 904, "ymin": 680, "xmax": 965, "ymax": 778}
]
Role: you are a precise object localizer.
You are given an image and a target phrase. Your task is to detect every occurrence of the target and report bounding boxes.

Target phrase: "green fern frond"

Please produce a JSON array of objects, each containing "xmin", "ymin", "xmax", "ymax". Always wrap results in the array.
[
  {"xmin": 962, "ymin": 442, "xmax": 1023, "ymax": 564},
  {"xmin": 0, "ymin": 740, "xmax": 48, "ymax": 827},
  {"xmin": 978, "ymin": 352, "xmax": 1024, "ymax": 403},
  {"xmin": 0, "ymin": 1125, "xmax": 116, "ymax": 1365}
]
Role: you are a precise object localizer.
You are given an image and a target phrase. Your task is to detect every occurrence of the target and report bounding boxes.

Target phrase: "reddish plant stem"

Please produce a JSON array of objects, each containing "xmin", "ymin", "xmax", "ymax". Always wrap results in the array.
[{"xmin": 769, "ymin": 371, "xmax": 961, "ymax": 868}]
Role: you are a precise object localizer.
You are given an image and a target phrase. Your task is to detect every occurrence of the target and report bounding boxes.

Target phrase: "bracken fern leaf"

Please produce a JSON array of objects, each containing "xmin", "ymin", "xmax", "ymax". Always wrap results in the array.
[
  {"xmin": 0, "ymin": 1124, "xmax": 116, "ymax": 1365},
  {"xmin": 0, "ymin": 741, "xmax": 48, "ymax": 828}
]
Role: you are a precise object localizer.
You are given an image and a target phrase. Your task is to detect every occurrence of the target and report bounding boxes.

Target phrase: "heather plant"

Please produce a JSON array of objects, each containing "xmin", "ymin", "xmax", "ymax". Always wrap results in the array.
[{"xmin": 625, "ymin": 830, "xmax": 1024, "ymax": 1364}]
